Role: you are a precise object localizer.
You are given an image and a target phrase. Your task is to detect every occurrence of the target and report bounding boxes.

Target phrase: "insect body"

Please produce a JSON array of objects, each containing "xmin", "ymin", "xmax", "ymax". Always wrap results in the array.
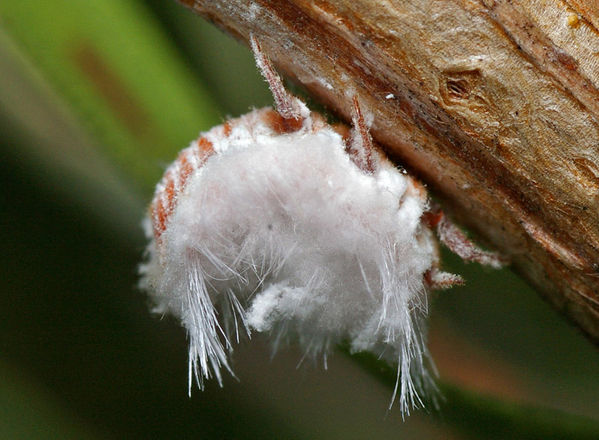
[{"xmin": 140, "ymin": 35, "xmax": 503, "ymax": 414}]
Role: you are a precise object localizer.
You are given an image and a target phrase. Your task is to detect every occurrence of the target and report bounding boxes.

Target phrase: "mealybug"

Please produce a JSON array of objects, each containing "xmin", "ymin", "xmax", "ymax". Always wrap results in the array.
[{"xmin": 139, "ymin": 35, "xmax": 504, "ymax": 414}]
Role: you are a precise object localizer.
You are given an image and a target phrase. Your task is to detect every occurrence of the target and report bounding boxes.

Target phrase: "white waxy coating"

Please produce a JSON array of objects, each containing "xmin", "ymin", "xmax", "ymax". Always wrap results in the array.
[{"xmin": 140, "ymin": 107, "xmax": 438, "ymax": 413}]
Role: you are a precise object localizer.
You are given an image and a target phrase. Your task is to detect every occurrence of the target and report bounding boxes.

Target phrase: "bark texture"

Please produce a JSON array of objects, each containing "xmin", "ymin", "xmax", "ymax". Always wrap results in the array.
[{"xmin": 179, "ymin": 0, "xmax": 599, "ymax": 342}]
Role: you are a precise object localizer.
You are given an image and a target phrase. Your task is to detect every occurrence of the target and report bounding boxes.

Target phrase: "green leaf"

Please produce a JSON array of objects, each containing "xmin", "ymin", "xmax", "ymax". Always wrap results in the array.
[{"xmin": 0, "ymin": 0, "xmax": 222, "ymax": 191}]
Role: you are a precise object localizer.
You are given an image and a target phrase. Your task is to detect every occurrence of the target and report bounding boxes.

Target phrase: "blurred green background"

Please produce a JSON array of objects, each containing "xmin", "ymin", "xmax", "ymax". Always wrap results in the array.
[{"xmin": 1, "ymin": 1, "xmax": 599, "ymax": 438}]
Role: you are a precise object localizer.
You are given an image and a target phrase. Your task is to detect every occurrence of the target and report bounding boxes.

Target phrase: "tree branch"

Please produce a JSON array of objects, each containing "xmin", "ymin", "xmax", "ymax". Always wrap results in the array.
[{"xmin": 178, "ymin": 0, "xmax": 599, "ymax": 342}]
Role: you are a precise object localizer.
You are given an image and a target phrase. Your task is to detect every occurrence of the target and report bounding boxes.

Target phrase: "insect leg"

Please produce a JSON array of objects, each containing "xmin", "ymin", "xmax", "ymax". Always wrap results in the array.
[
  {"xmin": 424, "ymin": 267, "xmax": 464, "ymax": 290},
  {"xmin": 250, "ymin": 34, "xmax": 308, "ymax": 122},
  {"xmin": 349, "ymin": 96, "xmax": 377, "ymax": 174},
  {"xmin": 424, "ymin": 207, "xmax": 507, "ymax": 269}
]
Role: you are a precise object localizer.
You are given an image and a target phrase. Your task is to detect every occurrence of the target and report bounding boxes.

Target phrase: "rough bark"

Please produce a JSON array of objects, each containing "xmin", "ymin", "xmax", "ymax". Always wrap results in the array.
[{"xmin": 178, "ymin": 0, "xmax": 599, "ymax": 342}]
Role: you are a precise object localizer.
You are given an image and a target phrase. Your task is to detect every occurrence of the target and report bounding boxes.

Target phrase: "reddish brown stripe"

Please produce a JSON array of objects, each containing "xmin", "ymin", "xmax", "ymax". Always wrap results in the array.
[
  {"xmin": 164, "ymin": 176, "xmax": 176, "ymax": 212},
  {"xmin": 178, "ymin": 152, "xmax": 193, "ymax": 189},
  {"xmin": 198, "ymin": 136, "xmax": 214, "ymax": 154},
  {"xmin": 152, "ymin": 199, "xmax": 167, "ymax": 240},
  {"xmin": 152, "ymin": 138, "xmax": 216, "ymax": 242},
  {"xmin": 151, "ymin": 174, "xmax": 176, "ymax": 241},
  {"xmin": 197, "ymin": 136, "xmax": 215, "ymax": 165},
  {"xmin": 223, "ymin": 121, "xmax": 232, "ymax": 137},
  {"xmin": 263, "ymin": 109, "xmax": 303, "ymax": 134}
]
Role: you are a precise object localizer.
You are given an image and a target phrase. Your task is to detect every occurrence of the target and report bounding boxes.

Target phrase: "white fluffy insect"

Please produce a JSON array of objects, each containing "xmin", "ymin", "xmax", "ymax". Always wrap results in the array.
[{"xmin": 139, "ymin": 36, "xmax": 503, "ymax": 414}]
